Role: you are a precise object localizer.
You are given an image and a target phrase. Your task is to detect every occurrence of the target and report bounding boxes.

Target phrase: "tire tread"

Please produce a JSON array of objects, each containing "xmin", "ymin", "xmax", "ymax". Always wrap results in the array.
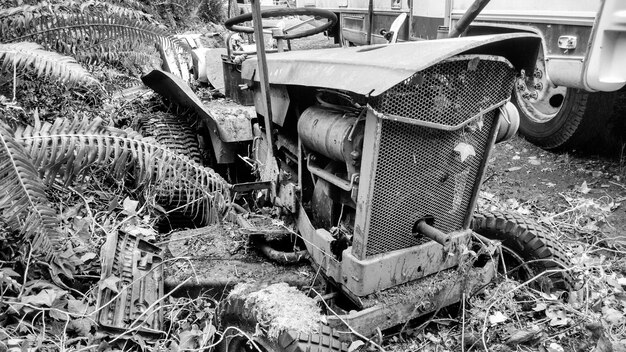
[{"xmin": 472, "ymin": 210, "xmax": 579, "ymax": 290}]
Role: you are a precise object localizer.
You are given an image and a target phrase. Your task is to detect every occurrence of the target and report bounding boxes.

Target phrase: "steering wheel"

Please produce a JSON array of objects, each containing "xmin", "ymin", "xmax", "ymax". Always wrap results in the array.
[{"xmin": 224, "ymin": 7, "xmax": 337, "ymax": 40}]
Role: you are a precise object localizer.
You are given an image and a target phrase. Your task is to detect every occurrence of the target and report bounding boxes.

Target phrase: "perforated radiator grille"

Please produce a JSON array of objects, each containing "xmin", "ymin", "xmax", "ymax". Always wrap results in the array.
[
  {"xmin": 364, "ymin": 113, "xmax": 496, "ymax": 256},
  {"xmin": 371, "ymin": 56, "xmax": 515, "ymax": 127},
  {"xmin": 358, "ymin": 55, "xmax": 516, "ymax": 257}
]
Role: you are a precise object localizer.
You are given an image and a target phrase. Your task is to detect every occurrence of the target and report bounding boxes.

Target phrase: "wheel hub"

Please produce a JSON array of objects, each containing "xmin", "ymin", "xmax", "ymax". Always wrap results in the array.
[{"xmin": 514, "ymin": 57, "xmax": 567, "ymax": 124}]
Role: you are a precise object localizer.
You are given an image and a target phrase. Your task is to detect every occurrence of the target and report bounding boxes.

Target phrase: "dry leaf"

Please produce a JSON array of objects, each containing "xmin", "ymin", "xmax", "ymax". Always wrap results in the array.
[
  {"xmin": 99, "ymin": 275, "xmax": 121, "ymax": 293},
  {"xmin": 547, "ymin": 342, "xmax": 564, "ymax": 352},
  {"xmin": 454, "ymin": 142, "xmax": 476, "ymax": 162},
  {"xmin": 505, "ymin": 326, "xmax": 541, "ymax": 345},
  {"xmin": 488, "ymin": 311, "xmax": 508, "ymax": 326},
  {"xmin": 122, "ymin": 197, "xmax": 139, "ymax": 216},
  {"xmin": 68, "ymin": 299, "xmax": 93, "ymax": 315},
  {"xmin": 348, "ymin": 340, "xmax": 365, "ymax": 352},
  {"xmin": 602, "ymin": 307, "xmax": 624, "ymax": 325},
  {"xmin": 546, "ymin": 307, "xmax": 569, "ymax": 327},
  {"xmin": 21, "ymin": 289, "xmax": 60, "ymax": 307},
  {"xmin": 578, "ymin": 181, "xmax": 591, "ymax": 194}
]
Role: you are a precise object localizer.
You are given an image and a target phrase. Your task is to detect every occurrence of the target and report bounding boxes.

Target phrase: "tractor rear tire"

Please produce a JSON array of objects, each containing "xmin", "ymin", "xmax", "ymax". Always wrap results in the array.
[
  {"xmin": 134, "ymin": 112, "xmax": 202, "ymax": 163},
  {"xmin": 219, "ymin": 286, "xmax": 349, "ymax": 352},
  {"xmin": 471, "ymin": 211, "xmax": 579, "ymax": 291}
]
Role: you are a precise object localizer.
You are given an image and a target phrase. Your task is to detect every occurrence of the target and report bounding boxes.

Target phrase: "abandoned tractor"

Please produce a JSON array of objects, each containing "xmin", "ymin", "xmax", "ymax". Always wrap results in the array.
[{"xmin": 141, "ymin": 7, "xmax": 579, "ymax": 352}]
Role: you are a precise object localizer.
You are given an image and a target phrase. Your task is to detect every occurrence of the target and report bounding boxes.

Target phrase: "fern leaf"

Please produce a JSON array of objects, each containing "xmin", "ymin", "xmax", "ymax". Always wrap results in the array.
[
  {"xmin": 1, "ymin": 8, "xmax": 188, "ymax": 76},
  {"xmin": 6, "ymin": 13, "xmax": 184, "ymax": 55},
  {"xmin": 0, "ymin": 119, "xmax": 72, "ymax": 277},
  {"xmin": 0, "ymin": 4, "xmax": 43, "ymax": 20},
  {"xmin": 80, "ymin": 0, "xmax": 155, "ymax": 22},
  {"xmin": 0, "ymin": 42, "xmax": 97, "ymax": 85},
  {"xmin": 76, "ymin": 44, "xmax": 162, "ymax": 67},
  {"xmin": 14, "ymin": 117, "xmax": 231, "ymax": 224},
  {"xmin": 0, "ymin": 1, "xmax": 153, "ymax": 22}
]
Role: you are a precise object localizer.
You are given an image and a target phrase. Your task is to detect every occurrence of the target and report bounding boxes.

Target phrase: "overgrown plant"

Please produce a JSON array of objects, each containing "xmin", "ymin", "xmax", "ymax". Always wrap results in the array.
[
  {"xmin": 0, "ymin": 120, "xmax": 73, "ymax": 277},
  {"xmin": 0, "ymin": 116, "xmax": 231, "ymax": 277},
  {"xmin": 0, "ymin": 42, "xmax": 96, "ymax": 86},
  {"xmin": 0, "ymin": 0, "xmax": 189, "ymax": 82}
]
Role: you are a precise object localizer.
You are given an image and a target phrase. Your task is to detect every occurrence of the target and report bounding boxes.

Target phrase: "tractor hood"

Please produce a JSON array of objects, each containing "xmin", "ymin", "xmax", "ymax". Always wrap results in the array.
[{"xmin": 241, "ymin": 33, "xmax": 540, "ymax": 97}]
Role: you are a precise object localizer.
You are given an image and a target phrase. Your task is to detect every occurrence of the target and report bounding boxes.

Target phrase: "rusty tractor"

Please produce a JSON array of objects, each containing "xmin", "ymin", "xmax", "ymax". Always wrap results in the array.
[{"xmin": 142, "ymin": 3, "xmax": 579, "ymax": 351}]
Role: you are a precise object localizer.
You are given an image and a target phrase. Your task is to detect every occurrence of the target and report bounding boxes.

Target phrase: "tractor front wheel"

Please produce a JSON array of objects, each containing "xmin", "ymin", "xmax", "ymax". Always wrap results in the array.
[{"xmin": 472, "ymin": 211, "xmax": 579, "ymax": 291}]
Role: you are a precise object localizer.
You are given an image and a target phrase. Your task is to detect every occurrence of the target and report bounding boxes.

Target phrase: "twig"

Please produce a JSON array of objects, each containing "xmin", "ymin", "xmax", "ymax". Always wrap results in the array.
[
  {"xmin": 12, "ymin": 58, "xmax": 17, "ymax": 101},
  {"xmin": 307, "ymin": 263, "xmax": 322, "ymax": 296},
  {"xmin": 480, "ymin": 266, "xmax": 581, "ymax": 351},
  {"xmin": 68, "ymin": 186, "xmax": 107, "ymax": 236},
  {"xmin": 461, "ymin": 292, "xmax": 466, "ymax": 352},
  {"xmin": 480, "ymin": 283, "xmax": 505, "ymax": 351},
  {"xmin": 18, "ymin": 243, "xmax": 33, "ymax": 298}
]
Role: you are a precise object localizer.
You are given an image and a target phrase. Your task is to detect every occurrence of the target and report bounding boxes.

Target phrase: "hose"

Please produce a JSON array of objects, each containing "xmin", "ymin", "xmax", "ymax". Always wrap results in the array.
[{"xmin": 257, "ymin": 239, "xmax": 309, "ymax": 264}]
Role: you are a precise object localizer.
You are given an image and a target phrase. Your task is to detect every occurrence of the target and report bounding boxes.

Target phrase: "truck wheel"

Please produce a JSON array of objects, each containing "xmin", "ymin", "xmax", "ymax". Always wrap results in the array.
[
  {"xmin": 219, "ymin": 285, "xmax": 349, "ymax": 352},
  {"xmin": 471, "ymin": 211, "xmax": 579, "ymax": 291},
  {"xmin": 512, "ymin": 55, "xmax": 616, "ymax": 150}
]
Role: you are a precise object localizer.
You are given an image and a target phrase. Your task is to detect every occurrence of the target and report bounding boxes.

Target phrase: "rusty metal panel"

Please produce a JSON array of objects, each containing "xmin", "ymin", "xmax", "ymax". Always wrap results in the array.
[
  {"xmin": 97, "ymin": 231, "xmax": 164, "ymax": 336},
  {"xmin": 142, "ymin": 70, "xmax": 253, "ymax": 143},
  {"xmin": 241, "ymin": 33, "xmax": 538, "ymax": 96},
  {"xmin": 252, "ymin": 84, "xmax": 290, "ymax": 126},
  {"xmin": 328, "ymin": 259, "xmax": 496, "ymax": 333},
  {"xmin": 370, "ymin": 55, "xmax": 515, "ymax": 129},
  {"xmin": 343, "ymin": 230, "xmax": 471, "ymax": 297},
  {"xmin": 351, "ymin": 55, "xmax": 513, "ymax": 259}
]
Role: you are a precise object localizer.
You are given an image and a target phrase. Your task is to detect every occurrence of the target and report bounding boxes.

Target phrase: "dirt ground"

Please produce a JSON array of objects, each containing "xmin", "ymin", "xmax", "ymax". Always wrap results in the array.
[{"xmin": 483, "ymin": 136, "xmax": 626, "ymax": 250}]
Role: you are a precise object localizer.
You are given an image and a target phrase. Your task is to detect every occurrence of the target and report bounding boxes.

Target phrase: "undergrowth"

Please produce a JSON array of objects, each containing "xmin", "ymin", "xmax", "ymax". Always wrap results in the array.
[{"xmin": 1, "ymin": 1, "xmax": 626, "ymax": 352}]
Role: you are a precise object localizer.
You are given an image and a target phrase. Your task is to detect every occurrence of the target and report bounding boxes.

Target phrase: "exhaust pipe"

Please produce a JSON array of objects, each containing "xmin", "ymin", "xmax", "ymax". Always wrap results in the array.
[{"xmin": 448, "ymin": 0, "xmax": 491, "ymax": 38}]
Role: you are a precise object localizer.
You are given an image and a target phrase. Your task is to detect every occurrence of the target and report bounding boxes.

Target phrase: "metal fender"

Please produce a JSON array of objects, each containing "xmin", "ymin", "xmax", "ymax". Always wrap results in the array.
[
  {"xmin": 241, "ymin": 33, "xmax": 541, "ymax": 96},
  {"xmin": 142, "ymin": 70, "xmax": 254, "ymax": 164}
]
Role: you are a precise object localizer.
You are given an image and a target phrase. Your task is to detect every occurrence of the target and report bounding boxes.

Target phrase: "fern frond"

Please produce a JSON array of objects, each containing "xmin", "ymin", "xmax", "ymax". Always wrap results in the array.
[
  {"xmin": 0, "ymin": 4, "xmax": 43, "ymax": 20},
  {"xmin": 0, "ymin": 42, "xmax": 97, "ymax": 85},
  {"xmin": 6, "ymin": 13, "xmax": 184, "ymax": 54},
  {"xmin": 14, "ymin": 117, "xmax": 231, "ymax": 224},
  {"xmin": 80, "ymin": 1, "xmax": 155, "ymax": 22},
  {"xmin": 76, "ymin": 44, "xmax": 162, "ymax": 67},
  {"xmin": 0, "ymin": 119, "xmax": 72, "ymax": 276},
  {"xmin": 0, "ymin": 1, "xmax": 153, "ymax": 22}
]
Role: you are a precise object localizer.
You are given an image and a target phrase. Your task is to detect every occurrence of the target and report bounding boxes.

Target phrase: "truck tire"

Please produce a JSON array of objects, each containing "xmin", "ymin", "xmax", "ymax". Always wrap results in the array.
[
  {"xmin": 514, "ymin": 88, "xmax": 617, "ymax": 150},
  {"xmin": 512, "ymin": 52, "xmax": 617, "ymax": 150},
  {"xmin": 471, "ymin": 211, "xmax": 579, "ymax": 291},
  {"xmin": 219, "ymin": 287, "xmax": 349, "ymax": 352}
]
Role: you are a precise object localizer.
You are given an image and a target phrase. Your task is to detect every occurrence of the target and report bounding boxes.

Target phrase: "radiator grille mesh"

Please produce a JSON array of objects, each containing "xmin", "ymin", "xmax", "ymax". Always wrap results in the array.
[
  {"xmin": 364, "ymin": 113, "xmax": 495, "ymax": 256},
  {"xmin": 371, "ymin": 56, "xmax": 515, "ymax": 127},
  {"xmin": 360, "ymin": 55, "xmax": 516, "ymax": 257}
]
